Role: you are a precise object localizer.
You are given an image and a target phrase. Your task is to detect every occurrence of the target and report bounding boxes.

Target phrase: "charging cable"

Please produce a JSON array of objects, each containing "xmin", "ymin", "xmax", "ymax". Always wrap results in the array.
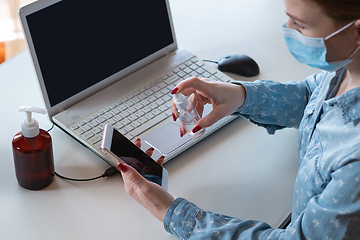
[{"xmin": 47, "ymin": 124, "xmax": 119, "ymax": 182}]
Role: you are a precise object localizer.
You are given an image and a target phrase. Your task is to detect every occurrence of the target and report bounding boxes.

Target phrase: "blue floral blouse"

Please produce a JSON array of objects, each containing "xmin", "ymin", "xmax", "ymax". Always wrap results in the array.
[{"xmin": 163, "ymin": 69, "xmax": 360, "ymax": 239}]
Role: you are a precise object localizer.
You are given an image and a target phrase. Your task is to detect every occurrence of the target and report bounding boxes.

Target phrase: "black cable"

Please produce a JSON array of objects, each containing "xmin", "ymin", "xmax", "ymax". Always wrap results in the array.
[
  {"xmin": 203, "ymin": 59, "xmax": 219, "ymax": 64},
  {"xmin": 46, "ymin": 123, "xmax": 120, "ymax": 182},
  {"xmin": 55, "ymin": 167, "xmax": 119, "ymax": 182}
]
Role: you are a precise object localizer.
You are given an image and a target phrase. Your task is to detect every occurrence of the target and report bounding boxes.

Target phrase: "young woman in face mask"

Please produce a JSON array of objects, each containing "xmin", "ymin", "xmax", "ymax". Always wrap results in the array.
[{"xmin": 117, "ymin": 0, "xmax": 360, "ymax": 239}]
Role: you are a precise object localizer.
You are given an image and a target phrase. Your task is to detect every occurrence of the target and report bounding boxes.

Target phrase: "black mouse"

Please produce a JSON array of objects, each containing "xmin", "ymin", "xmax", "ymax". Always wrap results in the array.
[{"xmin": 218, "ymin": 54, "xmax": 260, "ymax": 77}]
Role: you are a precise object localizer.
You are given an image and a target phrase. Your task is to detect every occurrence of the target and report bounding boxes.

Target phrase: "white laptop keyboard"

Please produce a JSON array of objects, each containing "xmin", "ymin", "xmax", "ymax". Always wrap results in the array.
[{"xmin": 69, "ymin": 58, "xmax": 230, "ymax": 150}]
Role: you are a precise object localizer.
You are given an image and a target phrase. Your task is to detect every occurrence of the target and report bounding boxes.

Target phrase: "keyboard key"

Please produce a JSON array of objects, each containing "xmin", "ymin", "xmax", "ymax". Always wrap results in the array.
[
  {"xmin": 88, "ymin": 120, "xmax": 99, "ymax": 128},
  {"xmin": 121, "ymin": 118, "xmax": 131, "ymax": 125},
  {"xmin": 135, "ymin": 110, "xmax": 145, "ymax": 117},
  {"xmin": 127, "ymin": 107, "xmax": 137, "ymax": 114},
  {"xmin": 96, "ymin": 116, "xmax": 107, "ymax": 123},
  {"xmin": 152, "ymin": 108, "xmax": 162, "ymax": 116},
  {"xmin": 76, "ymin": 128, "xmax": 84, "ymax": 135},
  {"xmin": 158, "ymin": 104, "xmax": 168, "ymax": 112},
  {"xmin": 165, "ymin": 75, "xmax": 179, "ymax": 84},
  {"xmin": 141, "ymin": 99, "xmax": 150, "ymax": 106},
  {"xmin": 102, "ymin": 107, "xmax": 111, "ymax": 112},
  {"xmin": 81, "ymin": 124, "xmax": 92, "ymax": 132},
  {"xmin": 138, "ymin": 116, "xmax": 148, "ymax": 124},
  {"xmin": 130, "ymin": 112, "xmax": 168, "ymax": 138},
  {"xmin": 134, "ymin": 103, "xmax": 143, "ymax": 110},
  {"xmin": 177, "ymin": 71, "xmax": 186, "ymax": 78},
  {"xmin": 128, "ymin": 114, "xmax": 138, "ymax": 122},
  {"xmin": 147, "ymin": 95, "xmax": 157, "ymax": 102},
  {"xmin": 184, "ymin": 67, "xmax": 192, "ymax": 74},
  {"xmin": 132, "ymin": 96, "xmax": 141, "ymax": 103},
  {"xmin": 110, "ymin": 108, "xmax": 120, "ymax": 115},
  {"xmin": 103, "ymin": 112, "xmax": 113, "ymax": 119},
  {"xmin": 97, "ymin": 110, "xmax": 105, "ymax": 116},
  {"xmin": 124, "ymin": 125, "xmax": 134, "ymax": 132},
  {"xmin": 138, "ymin": 93, "xmax": 147, "ymax": 99},
  {"xmin": 91, "ymin": 127, "xmax": 102, "ymax": 135},
  {"xmin": 89, "ymin": 134, "xmax": 102, "ymax": 145},
  {"xmin": 113, "ymin": 114, "xmax": 123, "ymax": 122},
  {"xmin": 189, "ymin": 64, "xmax": 198, "ymax": 70},
  {"xmin": 142, "ymin": 106, "xmax": 151, "ymax": 113},
  {"xmin": 161, "ymin": 88, "xmax": 169, "ymax": 95},
  {"xmin": 155, "ymin": 98, "xmax": 165, "ymax": 105},
  {"xmin": 191, "ymin": 58, "xmax": 198, "ymax": 63},
  {"xmin": 117, "ymin": 104, "xmax": 127, "ymax": 111},
  {"xmin": 78, "ymin": 121, "xmax": 86, "ymax": 127},
  {"xmin": 105, "ymin": 118, "xmax": 116, "ymax": 126},
  {"xmin": 84, "ymin": 117, "xmax": 92, "ymax": 123},
  {"xmin": 120, "ymin": 111, "xmax": 130, "ymax": 118},
  {"xmin": 131, "ymin": 121, "xmax": 141, "ymax": 128},
  {"xmin": 151, "ymin": 85, "xmax": 160, "ymax": 92},
  {"xmin": 145, "ymin": 112, "xmax": 155, "ymax": 120},
  {"xmin": 157, "ymin": 82, "xmax": 167, "ymax": 88},
  {"xmin": 162, "ymin": 94, "xmax": 171, "ymax": 102},
  {"xmin": 114, "ymin": 122, "xmax": 124, "ymax": 130},
  {"xmin": 71, "ymin": 125, "xmax": 79, "ymax": 131},
  {"xmin": 149, "ymin": 102, "xmax": 158, "ymax": 109},
  {"xmin": 145, "ymin": 89, "xmax": 154, "ymax": 96},
  {"xmin": 82, "ymin": 131, "xmax": 94, "ymax": 140},
  {"xmin": 124, "ymin": 100, "xmax": 134, "ymax": 107},
  {"xmin": 154, "ymin": 92, "xmax": 164, "ymax": 99}
]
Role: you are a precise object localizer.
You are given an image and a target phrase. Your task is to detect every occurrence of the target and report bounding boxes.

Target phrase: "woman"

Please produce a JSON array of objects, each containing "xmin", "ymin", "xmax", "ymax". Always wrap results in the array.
[{"xmin": 117, "ymin": 0, "xmax": 360, "ymax": 239}]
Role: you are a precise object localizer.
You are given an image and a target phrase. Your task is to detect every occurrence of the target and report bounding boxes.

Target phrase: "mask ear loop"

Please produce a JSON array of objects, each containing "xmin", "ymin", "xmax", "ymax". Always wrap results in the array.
[
  {"xmin": 347, "ymin": 45, "xmax": 360, "ymax": 59},
  {"xmin": 325, "ymin": 21, "xmax": 355, "ymax": 40}
]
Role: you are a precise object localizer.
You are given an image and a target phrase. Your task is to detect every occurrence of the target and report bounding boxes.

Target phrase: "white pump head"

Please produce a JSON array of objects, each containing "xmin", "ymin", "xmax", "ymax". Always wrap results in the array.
[
  {"xmin": 19, "ymin": 106, "xmax": 47, "ymax": 138},
  {"xmin": 173, "ymin": 93, "xmax": 188, "ymax": 112}
]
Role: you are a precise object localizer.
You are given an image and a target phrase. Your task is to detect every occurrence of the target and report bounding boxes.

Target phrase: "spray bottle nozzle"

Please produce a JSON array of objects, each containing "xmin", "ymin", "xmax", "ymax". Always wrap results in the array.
[
  {"xmin": 173, "ymin": 93, "xmax": 189, "ymax": 112},
  {"xmin": 19, "ymin": 106, "xmax": 47, "ymax": 138}
]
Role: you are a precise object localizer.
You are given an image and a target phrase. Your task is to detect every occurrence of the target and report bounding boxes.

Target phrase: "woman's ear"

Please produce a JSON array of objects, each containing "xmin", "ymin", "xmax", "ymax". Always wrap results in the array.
[{"xmin": 355, "ymin": 19, "xmax": 360, "ymax": 44}]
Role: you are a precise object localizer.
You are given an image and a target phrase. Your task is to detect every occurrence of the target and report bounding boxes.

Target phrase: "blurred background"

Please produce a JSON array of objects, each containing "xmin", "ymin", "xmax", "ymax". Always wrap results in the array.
[{"xmin": 0, "ymin": 0, "xmax": 35, "ymax": 64}]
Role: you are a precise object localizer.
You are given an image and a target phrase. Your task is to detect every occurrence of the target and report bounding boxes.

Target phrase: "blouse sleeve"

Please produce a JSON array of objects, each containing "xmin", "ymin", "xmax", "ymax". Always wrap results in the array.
[
  {"xmin": 231, "ymin": 71, "xmax": 326, "ymax": 134},
  {"xmin": 163, "ymin": 160, "xmax": 360, "ymax": 239}
]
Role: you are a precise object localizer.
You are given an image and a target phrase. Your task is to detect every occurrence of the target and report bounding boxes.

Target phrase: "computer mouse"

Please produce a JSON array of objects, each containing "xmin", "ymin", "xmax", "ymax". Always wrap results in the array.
[{"xmin": 218, "ymin": 54, "xmax": 260, "ymax": 77}]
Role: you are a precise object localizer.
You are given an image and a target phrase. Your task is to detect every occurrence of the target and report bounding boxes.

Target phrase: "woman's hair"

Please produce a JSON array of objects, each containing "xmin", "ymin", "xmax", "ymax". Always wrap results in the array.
[{"xmin": 310, "ymin": 0, "xmax": 360, "ymax": 23}]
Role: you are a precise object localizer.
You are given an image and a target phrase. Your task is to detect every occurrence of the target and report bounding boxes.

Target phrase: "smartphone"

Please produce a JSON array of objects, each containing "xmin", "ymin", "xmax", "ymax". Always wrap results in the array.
[{"xmin": 101, "ymin": 124, "xmax": 168, "ymax": 190}]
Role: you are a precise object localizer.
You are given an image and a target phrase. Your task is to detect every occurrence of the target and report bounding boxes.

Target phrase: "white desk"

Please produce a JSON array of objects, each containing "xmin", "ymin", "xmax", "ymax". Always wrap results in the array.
[{"xmin": 0, "ymin": 0, "xmax": 319, "ymax": 239}]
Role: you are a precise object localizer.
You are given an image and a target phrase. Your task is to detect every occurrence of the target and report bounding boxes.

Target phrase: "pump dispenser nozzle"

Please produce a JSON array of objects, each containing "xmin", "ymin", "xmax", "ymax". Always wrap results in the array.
[
  {"xmin": 173, "ymin": 93, "xmax": 205, "ymax": 138},
  {"xmin": 173, "ymin": 93, "xmax": 189, "ymax": 112},
  {"xmin": 19, "ymin": 106, "xmax": 47, "ymax": 138}
]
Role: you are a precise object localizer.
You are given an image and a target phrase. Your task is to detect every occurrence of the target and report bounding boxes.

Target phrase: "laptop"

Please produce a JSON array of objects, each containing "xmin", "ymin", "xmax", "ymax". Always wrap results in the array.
[{"xmin": 19, "ymin": 0, "xmax": 237, "ymax": 166}]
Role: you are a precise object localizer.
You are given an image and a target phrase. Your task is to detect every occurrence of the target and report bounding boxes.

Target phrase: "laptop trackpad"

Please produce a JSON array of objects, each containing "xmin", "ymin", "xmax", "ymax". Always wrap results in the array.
[{"xmin": 142, "ymin": 121, "xmax": 192, "ymax": 155}]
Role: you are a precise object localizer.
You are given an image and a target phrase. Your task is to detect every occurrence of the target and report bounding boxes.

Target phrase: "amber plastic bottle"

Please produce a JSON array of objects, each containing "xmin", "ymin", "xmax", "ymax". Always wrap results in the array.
[{"xmin": 12, "ymin": 106, "xmax": 54, "ymax": 190}]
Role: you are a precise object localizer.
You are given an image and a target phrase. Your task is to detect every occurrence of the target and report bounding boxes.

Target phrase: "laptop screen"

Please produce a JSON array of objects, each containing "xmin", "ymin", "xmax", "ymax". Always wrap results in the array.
[{"xmin": 26, "ymin": 0, "xmax": 174, "ymax": 107}]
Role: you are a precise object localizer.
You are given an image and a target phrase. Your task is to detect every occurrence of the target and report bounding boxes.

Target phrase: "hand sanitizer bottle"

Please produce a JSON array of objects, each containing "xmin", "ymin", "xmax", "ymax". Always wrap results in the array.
[
  {"xmin": 12, "ymin": 106, "xmax": 55, "ymax": 190},
  {"xmin": 174, "ymin": 93, "xmax": 205, "ymax": 138}
]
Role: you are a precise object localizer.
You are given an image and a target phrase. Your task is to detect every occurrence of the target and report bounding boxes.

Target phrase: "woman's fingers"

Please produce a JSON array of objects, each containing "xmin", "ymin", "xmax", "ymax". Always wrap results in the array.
[{"xmin": 134, "ymin": 138, "xmax": 165, "ymax": 165}]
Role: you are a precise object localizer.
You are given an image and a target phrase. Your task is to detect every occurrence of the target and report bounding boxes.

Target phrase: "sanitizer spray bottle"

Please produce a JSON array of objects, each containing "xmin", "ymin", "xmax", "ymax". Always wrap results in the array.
[
  {"xmin": 12, "ymin": 106, "xmax": 54, "ymax": 190},
  {"xmin": 174, "ymin": 93, "xmax": 205, "ymax": 138}
]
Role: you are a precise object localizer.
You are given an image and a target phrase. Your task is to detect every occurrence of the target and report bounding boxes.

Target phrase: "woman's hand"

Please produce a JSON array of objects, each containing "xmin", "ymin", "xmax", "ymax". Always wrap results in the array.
[
  {"xmin": 117, "ymin": 139, "xmax": 174, "ymax": 222},
  {"xmin": 171, "ymin": 77, "xmax": 246, "ymax": 136}
]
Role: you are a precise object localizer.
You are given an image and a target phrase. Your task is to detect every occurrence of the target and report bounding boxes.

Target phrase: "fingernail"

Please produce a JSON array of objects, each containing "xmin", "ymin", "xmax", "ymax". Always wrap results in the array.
[
  {"xmin": 135, "ymin": 138, "xmax": 141, "ymax": 142},
  {"xmin": 171, "ymin": 87, "xmax": 178, "ymax": 94},
  {"xmin": 148, "ymin": 147, "xmax": 154, "ymax": 152},
  {"xmin": 180, "ymin": 128, "xmax": 184, "ymax": 137},
  {"xmin": 172, "ymin": 113, "xmax": 176, "ymax": 122},
  {"xmin": 117, "ymin": 162, "xmax": 128, "ymax": 173},
  {"xmin": 192, "ymin": 126, "xmax": 202, "ymax": 134}
]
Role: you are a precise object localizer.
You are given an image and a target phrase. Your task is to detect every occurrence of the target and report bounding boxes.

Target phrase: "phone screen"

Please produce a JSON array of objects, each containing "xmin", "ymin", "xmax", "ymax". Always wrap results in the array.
[{"xmin": 109, "ymin": 128, "xmax": 163, "ymax": 185}]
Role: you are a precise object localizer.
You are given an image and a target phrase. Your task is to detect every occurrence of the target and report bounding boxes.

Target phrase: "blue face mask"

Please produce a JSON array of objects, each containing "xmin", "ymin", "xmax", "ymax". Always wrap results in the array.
[{"xmin": 282, "ymin": 22, "xmax": 360, "ymax": 72}]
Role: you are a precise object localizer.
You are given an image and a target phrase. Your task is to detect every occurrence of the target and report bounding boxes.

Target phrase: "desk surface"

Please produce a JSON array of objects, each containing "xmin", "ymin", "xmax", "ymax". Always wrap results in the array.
[{"xmin": 0, "ymin": 0, "xmax": 319, "ymax": 239}]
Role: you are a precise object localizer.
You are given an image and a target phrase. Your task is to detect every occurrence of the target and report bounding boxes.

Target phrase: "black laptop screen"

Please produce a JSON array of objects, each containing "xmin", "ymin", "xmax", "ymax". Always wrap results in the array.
[{"xmin": 26, "ymin": 0, "xmax": 174, "ymax": 107}]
